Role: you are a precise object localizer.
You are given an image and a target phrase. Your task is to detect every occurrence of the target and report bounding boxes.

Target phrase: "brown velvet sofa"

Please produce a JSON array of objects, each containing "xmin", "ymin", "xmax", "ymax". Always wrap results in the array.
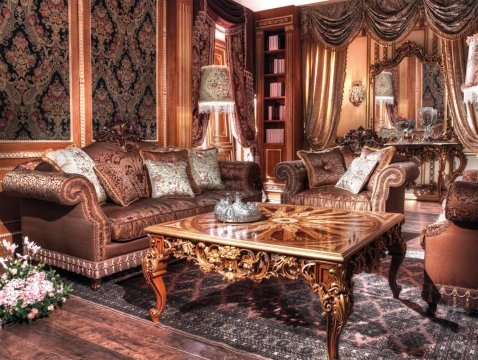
[
  {"xmin": 420, "ymin": 170, "xmax": 478, "ymax": 315},
  {"xmin": 274, "ymin": 148, "xmax": 419, "ymax": 214},
  {"xmin": 3, "ymin": 142, "xmax": 263, "ymax": 288}
]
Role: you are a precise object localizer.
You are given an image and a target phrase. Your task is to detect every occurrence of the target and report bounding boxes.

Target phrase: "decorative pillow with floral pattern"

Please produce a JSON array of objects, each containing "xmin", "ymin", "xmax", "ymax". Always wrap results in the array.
[
  {"xmin": 298, "ymin": 147, "xmax": 346, "ymax": 188},
  {"xmin": 189, "ymin": 148, "xmax": 225, "ymax": 191},
  {"xmin": 360, "ymin": 146, "xmax": 396, "ymax": 191},
  {"xmin": 145, "ymin": 160, "xmax": 195, "ymax": 198},
  {"xmin": 335, "ymin": 157, "xmax": 378, "ymax": 194},
  {"xmin": 94, "ymin": 164, "xmax": 139, "ymax": 206},
  {"xmin": 43, "ymin": 146, "xmax": 107, "ymax": 202},
  {"xmin": 140, "ymin": 148, "xmax": 200, "ymax": 195}
]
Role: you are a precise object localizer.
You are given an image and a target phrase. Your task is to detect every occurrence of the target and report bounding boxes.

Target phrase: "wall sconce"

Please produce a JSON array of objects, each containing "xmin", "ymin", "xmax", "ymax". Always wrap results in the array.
[
  {"xmin": 462, "ymin": 33, "xmax": 478, "ymax": 104},
  {"xmin": 349, "ymin": 80, "xmax": 365, "ymax": 107},
  {"xmin": 198, "ymin": 65, "xmax": 235, "ymax": 114}
]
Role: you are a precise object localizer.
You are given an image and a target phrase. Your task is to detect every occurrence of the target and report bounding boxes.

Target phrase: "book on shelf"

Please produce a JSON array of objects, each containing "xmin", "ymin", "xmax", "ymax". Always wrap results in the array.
[
  {"xmin": 267, "ymin": 34, "xmax": 284, "ymax": 51},
  {"xmin": 269, "ymin": 82, "xmax": 283, "ymax": 97},
  {"xmin": 272, "ymin": 58, "xmax": 285, "ymax": 74},
  {"xmin": 266, "ymin": 129, "xmax": 284, "ymax": 144},
  {"xmin": 266, "ymin": 105, "xmax": 286, "ymax": 120}
]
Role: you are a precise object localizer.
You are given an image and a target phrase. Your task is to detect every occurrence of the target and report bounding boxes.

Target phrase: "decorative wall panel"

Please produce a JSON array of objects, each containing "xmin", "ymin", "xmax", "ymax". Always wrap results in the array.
[
  {"xmin": 0, "ymin": 0, "xmax": 71, "ymax": 140},
  {"xmin": 90, "ymin": 0, "xmax": 157, "ymax": 140}
]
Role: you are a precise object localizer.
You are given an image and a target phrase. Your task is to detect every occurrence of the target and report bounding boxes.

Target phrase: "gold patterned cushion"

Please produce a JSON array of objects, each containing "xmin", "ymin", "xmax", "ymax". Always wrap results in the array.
[
  {"xmin": 190, "ymin": 148, "xmax": 225, "ymax": 191},
  {"xmin": 297, "ymin": 147, "xmax": 346, "ymax": 188},
  {"xmin": 43, "ymin": 146, "xmax": 107, "ymax": 202},
  {"xmin": 140, "ymin": 148, "xmax": 200, "ymax": 195},
  {"xmin": 335, "ymin": 157, "xmax": 378, "ymax": 194},
  {"xmin": 361, "ymin": 146, "xmax": 396, "ymax": 191},
  {"xmin": 94, "ymin": 164, "xmax": 139, "ymax": 206},
  {"xmin": 145, "ymin": 160, "xmax": 194, "ymax": 198}
]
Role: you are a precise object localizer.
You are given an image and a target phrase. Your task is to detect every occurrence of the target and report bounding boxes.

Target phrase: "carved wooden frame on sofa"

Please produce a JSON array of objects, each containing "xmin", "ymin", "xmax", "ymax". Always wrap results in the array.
[{"xmin": 3, "ymin": 141, "xmax": 263, "ymax": 289}]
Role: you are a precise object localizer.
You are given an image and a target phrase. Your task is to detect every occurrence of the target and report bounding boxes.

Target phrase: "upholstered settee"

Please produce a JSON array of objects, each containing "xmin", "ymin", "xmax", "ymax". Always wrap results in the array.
[
  {"xmin": 420, "ymin": 170, "xmax": 478, "ymax": 314},
  {"xmin": 3, "ymin": 142, "xmax": 263, "ymax": 288},
  {"xmin": 274, "ymin": 147, "xmax": 419, "ymax": 213}
]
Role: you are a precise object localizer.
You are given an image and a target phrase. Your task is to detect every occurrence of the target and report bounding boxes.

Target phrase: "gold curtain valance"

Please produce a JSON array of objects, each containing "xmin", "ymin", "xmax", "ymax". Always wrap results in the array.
[{"xmin": 301, "ymin": 0, "xmax": 478, "ymax": 50}]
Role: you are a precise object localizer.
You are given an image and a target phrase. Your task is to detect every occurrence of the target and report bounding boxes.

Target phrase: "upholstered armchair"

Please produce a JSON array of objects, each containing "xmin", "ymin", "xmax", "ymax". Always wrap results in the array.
[{"xmin": 421, "ymin": 170, "xmax": 478, "ymax": 315}]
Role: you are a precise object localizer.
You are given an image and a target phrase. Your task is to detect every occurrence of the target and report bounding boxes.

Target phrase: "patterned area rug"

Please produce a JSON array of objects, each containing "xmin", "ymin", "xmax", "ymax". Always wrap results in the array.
[{"xmin": 68, "ymin": 257, "xmax": 478, "ymax": 360}]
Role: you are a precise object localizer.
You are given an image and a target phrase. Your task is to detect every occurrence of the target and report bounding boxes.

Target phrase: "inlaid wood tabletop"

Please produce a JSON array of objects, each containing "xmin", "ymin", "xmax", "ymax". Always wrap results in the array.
[{"xmin": 145, "ymin": 204, "xmax": 404, "ymax": 262}]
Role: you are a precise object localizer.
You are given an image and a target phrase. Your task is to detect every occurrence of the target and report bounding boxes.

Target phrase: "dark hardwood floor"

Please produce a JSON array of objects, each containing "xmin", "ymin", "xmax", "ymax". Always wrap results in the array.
[{"xmin": 0, "ymin": 200, "xmax": 441, "ymax": 360}]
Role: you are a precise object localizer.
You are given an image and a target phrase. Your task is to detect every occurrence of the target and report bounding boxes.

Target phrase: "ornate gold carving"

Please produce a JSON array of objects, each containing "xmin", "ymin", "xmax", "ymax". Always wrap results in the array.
[
  {"xmin": 256, "ymin": 15, "xmax": 293, "ymax": 29},
  {"xmin": 370, "ymin": 41, "xmax": 442, "ymax": 79},
  {"xmin": 335, "ymin": 126, "xmax": 385, "ymax": 155}
]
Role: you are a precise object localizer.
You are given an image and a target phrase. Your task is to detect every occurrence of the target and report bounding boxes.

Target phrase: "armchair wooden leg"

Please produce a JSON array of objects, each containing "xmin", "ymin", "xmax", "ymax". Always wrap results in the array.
[
  {"xmin": 91, "ymin": 278, "xmax": 101, "ymax": 291},
  {"xmin": 426, "ymin": 301, "xmax": 438, "ymax": 317}
]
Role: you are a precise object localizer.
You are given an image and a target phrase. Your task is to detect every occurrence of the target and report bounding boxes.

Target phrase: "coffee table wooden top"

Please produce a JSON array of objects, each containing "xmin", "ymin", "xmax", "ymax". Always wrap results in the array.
[{"xmin": 145, "ymin": 204, "xmax": 404, "ymax": 262}]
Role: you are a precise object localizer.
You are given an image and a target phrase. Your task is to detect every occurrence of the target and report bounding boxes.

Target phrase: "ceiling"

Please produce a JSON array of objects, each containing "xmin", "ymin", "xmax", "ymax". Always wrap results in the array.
[{"xmin": 234, "ymin": 0, "xmax": 330, "ymax": 12}]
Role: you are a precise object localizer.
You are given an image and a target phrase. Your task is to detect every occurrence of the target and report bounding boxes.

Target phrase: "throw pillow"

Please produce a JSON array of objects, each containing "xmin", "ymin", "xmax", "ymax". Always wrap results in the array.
[
  {"xmin": 297, "ymin": 147, "xmax": 346, "ymax": 188},
  {"xmin": 94, "ymin": 164, "xmax": 139, "ymax": 206},
  {"xmin": 145, "ymin": 160, "xmax": 195, "ymax": 198},
  {"xmin": 43, "ymin": 146, "xmax": 107, "ymax": 202},
  {"xmin": 140, "ymin": 148, "xmax": 200, "ymax": 195},
  {"xmin": 83, "ymin": 142, "xmax": 151, "ymax": 198},
  {"xmin": 335, "ymin": 157, "xmax": 379, "ymax": 194},
  {"xmin": 190, "ymin": 148, "xmax": 225, "ymax": 191},
  {"xmin": 360, "ymin": 146, "xmax": 396, "ymax": 191}
]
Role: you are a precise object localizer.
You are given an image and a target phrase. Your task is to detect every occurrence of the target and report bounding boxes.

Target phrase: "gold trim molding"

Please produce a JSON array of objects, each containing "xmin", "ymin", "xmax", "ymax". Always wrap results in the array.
[
  {"xmin": 0, "ymin": 152, "xmax": 43, "ymax": 159},
  {"xmin": 256, "ymin": 15, "xmax": 293, "ymax": 29}
]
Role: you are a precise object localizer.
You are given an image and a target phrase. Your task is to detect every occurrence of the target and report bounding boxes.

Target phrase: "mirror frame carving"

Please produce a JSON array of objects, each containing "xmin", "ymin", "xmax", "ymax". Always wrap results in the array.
[{"xmin": 369, "ymin": 41, "xmax": 455, "ymax": 141}]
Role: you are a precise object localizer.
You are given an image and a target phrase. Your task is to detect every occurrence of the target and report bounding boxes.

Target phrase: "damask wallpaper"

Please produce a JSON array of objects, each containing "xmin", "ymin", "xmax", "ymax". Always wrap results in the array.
[
  {"xmin": 422, "ymin": 63, "xmax": 445, "ymax": 122},
  {"xmin": 0, "ymin": 0, "xmax": 70, "ymax": 140},
  {"xmin": 91, "ymin": 0, "xmax": 156, "ymax": 140}
]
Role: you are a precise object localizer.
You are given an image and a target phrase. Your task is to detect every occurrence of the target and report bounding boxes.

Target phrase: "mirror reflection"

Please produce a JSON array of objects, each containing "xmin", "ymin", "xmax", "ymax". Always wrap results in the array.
[{"xmin": 370, "ymin": 42, "xmax": 448, "ymax": 141}]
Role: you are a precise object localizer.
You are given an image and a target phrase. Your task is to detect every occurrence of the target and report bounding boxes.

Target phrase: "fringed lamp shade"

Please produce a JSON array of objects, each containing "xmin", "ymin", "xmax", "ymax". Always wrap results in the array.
[
  {"xmin": 375, "ymin": 71, "xmax": 394, "ymax": 103},
  {"xmin": 462, "ymin": 34, "xmax": 478, "ymax": 104},
  {"xmin": 198, "ymin": 65, "xmax": 235, "ymax": 113}
]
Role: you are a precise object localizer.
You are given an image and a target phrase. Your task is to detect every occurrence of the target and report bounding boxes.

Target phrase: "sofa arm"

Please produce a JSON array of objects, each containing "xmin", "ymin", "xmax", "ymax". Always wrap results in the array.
[
  {"xmin": 275, "ymin": 161, "xmax": 308, "ymax": 204},
  {"xmin": 219, "ymin": 161, "xmax": 263, "ymax": 194},
  {"xmin": 3, "ymin": 169, "xmax": 99, "ymax": 206},
  {"xmin": 370, "ymin": 161, "xmax": 419, "ymax": 212},
  {"xmin": 3, "ymin": 168, "xmax": 110, "ymax": 262}
]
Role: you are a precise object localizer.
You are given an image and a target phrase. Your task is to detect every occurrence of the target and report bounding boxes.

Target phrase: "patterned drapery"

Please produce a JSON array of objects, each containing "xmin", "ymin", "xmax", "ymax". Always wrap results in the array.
[
  {"xmin": 225, "ymin": 26, "xmax": 256, "ymax": 148},
  {"xmin": 0, "ymin": 0, "xmax": 70, "ymax": 140},
  {"xmin": 303, "ymin": 40, "xmax": 348, "ymax": 150},
  {"xmin": 90, "ymin": 0, "xmax": 156, "ymax": 140},
  {"xmin": 192, "ymin": 11, "xmax": 216, "ymax": 147},
  {"xmin": 442, "ymin": 38, "xmax": 478, "ymax": 153},
  {"xmin": 301, "ymin": 0, "xmax": 478, "ymax": 50}
]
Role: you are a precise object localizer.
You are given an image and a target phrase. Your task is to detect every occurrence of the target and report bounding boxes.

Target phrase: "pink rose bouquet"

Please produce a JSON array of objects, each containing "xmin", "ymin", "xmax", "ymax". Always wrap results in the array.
[{"xmin": 0, "ymin": 237, "xmax": 73, "ymax": 325}]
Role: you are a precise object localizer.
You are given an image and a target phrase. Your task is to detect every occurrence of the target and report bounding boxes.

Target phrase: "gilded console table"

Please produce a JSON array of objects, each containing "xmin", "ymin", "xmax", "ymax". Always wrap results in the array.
[
  {"xmin": 143, "ymin": 204, "xmax": 406, "ymax": 360},
  {"xmin": 386, "ymin": 141, "xmax": 467, "ymax": 202}
]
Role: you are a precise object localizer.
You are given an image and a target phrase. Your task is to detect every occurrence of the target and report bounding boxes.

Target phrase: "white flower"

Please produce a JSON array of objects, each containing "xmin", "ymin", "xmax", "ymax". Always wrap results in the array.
[
  {"xmin": 47, "ymin": 305, "xmax": 54, "ymax": 311},
  {"xmin": 9, "ymin": 268, "xmax": 17, "ymax": 276},
  {"xmin": 23, "ymin": 237, "xmax": 41, "ymax": 256}
]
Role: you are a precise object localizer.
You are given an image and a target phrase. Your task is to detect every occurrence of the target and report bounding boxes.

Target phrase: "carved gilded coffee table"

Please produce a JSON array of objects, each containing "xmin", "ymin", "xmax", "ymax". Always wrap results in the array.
[{"xmin": 142, "ymin": 204, "xmax": 406, "ymax": 360}]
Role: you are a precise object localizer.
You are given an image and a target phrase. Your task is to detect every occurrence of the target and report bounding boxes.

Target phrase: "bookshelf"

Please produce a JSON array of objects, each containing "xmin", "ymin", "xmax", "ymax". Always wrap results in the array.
[{"xmin": 256, "ymin": 7, "xmax": 303, "ymax": 200}]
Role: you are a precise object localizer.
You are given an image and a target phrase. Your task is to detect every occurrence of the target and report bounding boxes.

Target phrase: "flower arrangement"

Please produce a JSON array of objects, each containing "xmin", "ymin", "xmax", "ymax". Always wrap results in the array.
[{"xmin": 0, "ymin": 238, "xmax": 73, "ymax": 325}]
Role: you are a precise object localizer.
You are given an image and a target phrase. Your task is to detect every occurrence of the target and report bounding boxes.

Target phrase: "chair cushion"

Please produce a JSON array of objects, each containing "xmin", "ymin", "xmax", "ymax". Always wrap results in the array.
[
  {"xmin": 102, "ymin": 190, "xmax": 258, "ymax": 242},
  {"xmin": 297, "ymin": 147, "xmax": 346, "ymax": 188},
  {"xmin": 445, "ymin": 181, "xmax": 478, "ymax": 226},
  {"xmin": 289, "ymin": 185, "xmax": 372, "ymax": 211}
]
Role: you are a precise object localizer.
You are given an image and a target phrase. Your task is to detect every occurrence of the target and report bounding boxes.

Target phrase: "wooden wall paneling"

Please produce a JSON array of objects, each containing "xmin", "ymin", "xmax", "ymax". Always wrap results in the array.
[
  {"xmin": 167, "ymin": 0, "xmax": 193, "ymax": 148},
  {"xmin": 157, "ymin": 0, "xmax": 168, "ymax": 146}
]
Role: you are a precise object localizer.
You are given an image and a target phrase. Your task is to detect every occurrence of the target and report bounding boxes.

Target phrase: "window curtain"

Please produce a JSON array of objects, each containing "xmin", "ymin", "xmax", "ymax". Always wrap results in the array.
[
  {"xmin": 442, "ymin": 38, "xmax": 478, "ymax": 153},
  {"xmin": 191, "ymin": 0, "xmax": 255, "ymax": 148},
  {"xmin": 192, "ymin": 11, "xmax": 216, "ymax": 147},
  {"xmin": 303, "ymin": 39, "xmax": 348, "ymax": 149},
  {"xmin": 301, "ymin": 0, "xmax": 478, "ymax": 151}
]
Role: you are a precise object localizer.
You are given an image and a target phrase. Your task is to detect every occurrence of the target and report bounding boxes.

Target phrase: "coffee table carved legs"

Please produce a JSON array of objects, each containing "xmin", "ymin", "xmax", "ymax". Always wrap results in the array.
[
  {"xmin": 142, "ymin": 235, "xmax": 168, "ymax": 323},
  {"xmin": 311, "ymin": 265, "xmax": 353, "ymax": 360},
  {"xmin": 385, "ymin": 222, "xmax": 407, "ymax": 299}
]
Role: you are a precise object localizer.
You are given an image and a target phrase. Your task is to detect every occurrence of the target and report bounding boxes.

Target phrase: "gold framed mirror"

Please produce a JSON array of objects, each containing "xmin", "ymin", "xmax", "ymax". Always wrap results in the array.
[{"xmin": 369, "ymin": 41, "xmax": 453, "ymax": 141}]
